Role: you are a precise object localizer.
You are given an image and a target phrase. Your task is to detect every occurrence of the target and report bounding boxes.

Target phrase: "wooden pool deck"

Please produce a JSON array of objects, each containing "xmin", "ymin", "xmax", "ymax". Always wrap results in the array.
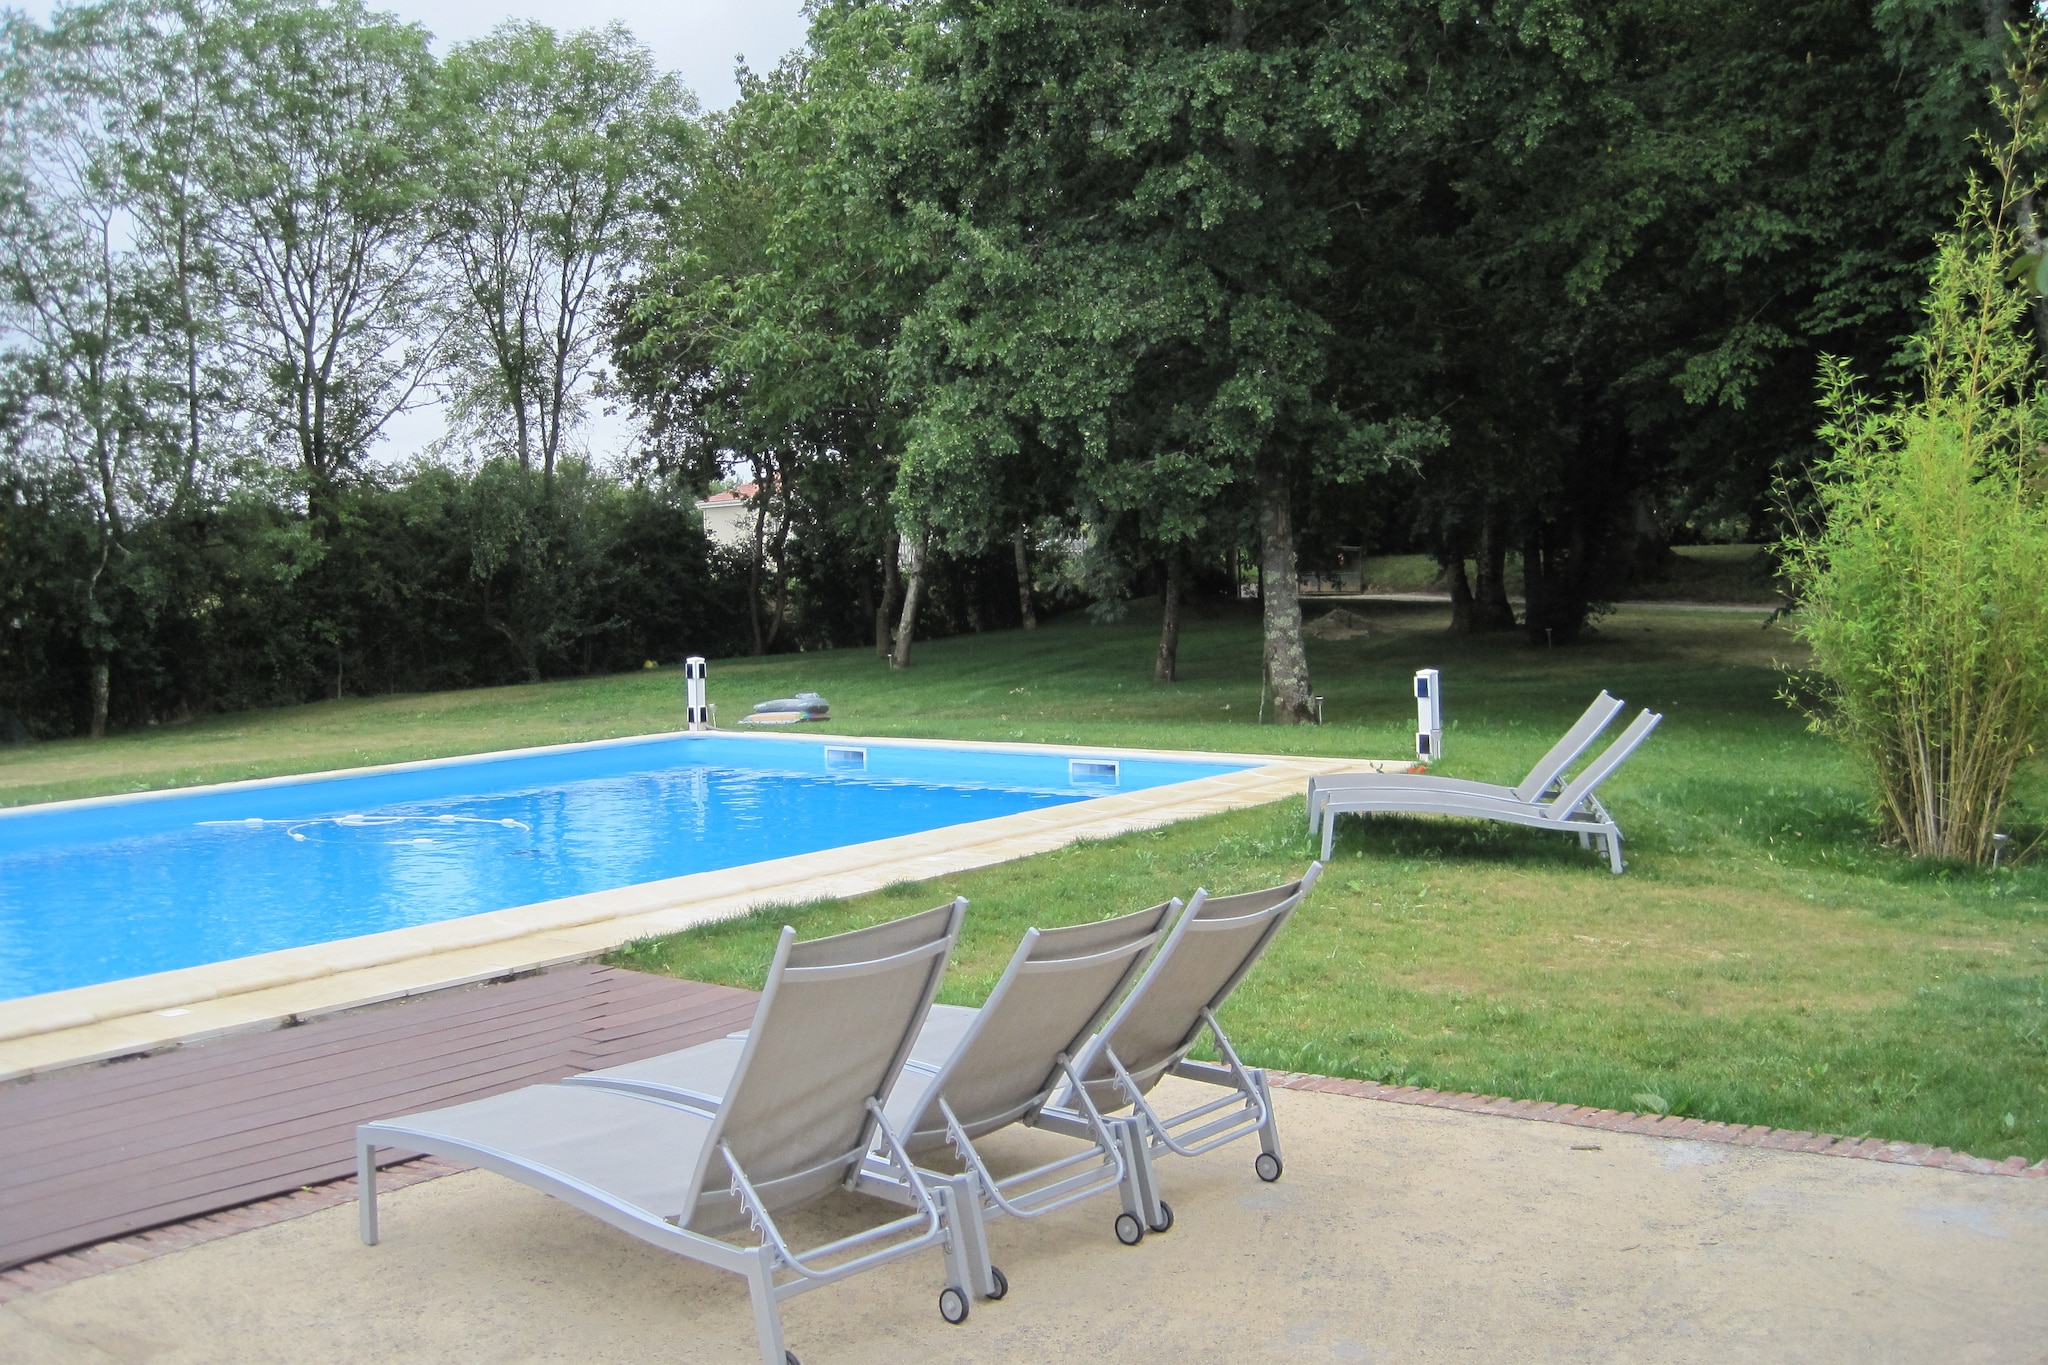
[{"xmin": 0, "ymin": 965, "xmax": 756, "ymax": 1271}]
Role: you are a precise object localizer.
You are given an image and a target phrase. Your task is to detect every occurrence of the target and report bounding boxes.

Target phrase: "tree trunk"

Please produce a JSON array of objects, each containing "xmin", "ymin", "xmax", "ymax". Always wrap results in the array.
[
  {"xmin": 891, "ymin": 526, "xmax": 931, "ymax": 670},
  {"xmin": 1620, "ymin": 487, "xmax": 1670, "ymax": 585},
  {"xmin": 88, "ymin": 657, "xmax": 110, "ymax": 740},
  {"xmin": 857, "ymin": 572, "xmax": 875, "ymax": 655},
  {"xmin": 763, "ymin": 491, "xmax": 793, "ymax": 650},
  {"xmin": 746, "ymin": 489, "xmax": 769, "ymax": 657},
  {"xmin": 876, "ymin": 525, "xmax": 900, "ymax": 659},
  {"xmin": 1014, "ymin": 526, "xmax": 1037, "ymax": 629},
  {"xmin": 1447, "ymin": 553, "xmax": 1475, "ymax": 634},
  {"xmin": 960, "ymin": 559, "xmax": 984, "ymax": 633},
  {"xmin": 1155, "ymin": 552, "xmax": 1184, "ymax": 682},
  {"xmin": 1256, "ymin": 463, "xmax": 1314, "ymax": 723},
  {"xmin": 1473, "ymin": 508, "xmax": 1517, "ymax": 631}
]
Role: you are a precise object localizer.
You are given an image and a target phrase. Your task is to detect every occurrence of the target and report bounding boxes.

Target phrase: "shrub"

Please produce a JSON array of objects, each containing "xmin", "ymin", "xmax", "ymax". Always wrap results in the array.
[{"xmin": 1779, "ymin": 72, "xmax": 2048, "ymax": 864}]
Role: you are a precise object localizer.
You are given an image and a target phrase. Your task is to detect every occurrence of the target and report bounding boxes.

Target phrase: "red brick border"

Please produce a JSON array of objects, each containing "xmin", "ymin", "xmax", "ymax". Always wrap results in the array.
[
  {"xmin": 1269, "ymin": 1072, "xmax": 2048, "ymax": 1179},
  {"xmin": 7, "ymin": 1076, "xmax": 2043, "ymax": 1305},
  {"xmin": 0, "ymin": 1156, "xmax": 469, "ymax": 1305}
]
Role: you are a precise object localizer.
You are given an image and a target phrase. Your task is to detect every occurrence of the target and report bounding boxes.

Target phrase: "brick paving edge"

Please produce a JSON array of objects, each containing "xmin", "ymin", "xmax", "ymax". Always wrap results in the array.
[
  {"xmin": 0, "ymin": 1155, "xmax": 470, "ymax": 1305},
  {"xmin": 1268, "ymin": 1071, "xmax": 2048, "ymax": 1180}
]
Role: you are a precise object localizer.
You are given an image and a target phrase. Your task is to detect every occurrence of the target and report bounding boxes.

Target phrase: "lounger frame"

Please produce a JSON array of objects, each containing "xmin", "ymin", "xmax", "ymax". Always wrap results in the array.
[
  {"xmin": 1307, "ymin": 690, "xmax": 1626, "ymax": 840},
  {"xmin": 357, "ymin": 903, "xmax": 971, "ymax": 1365},
  {"xmin": 857, "ymin": 907, "xmax": 1174, "ymax": 1281},
  {"xmin": 1049, "ymin": 865, "xmax": 1322, "ymax": 1230},
  {"xmin": 1317, "ymin": 709, "xmax": 1663, "ymax": 872}
]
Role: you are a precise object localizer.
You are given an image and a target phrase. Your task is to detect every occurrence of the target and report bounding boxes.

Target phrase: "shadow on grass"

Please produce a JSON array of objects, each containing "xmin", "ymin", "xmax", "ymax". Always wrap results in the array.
[{"xmin": 1320, "ymin": 814, "xmax": 1613, "ymax": 875}]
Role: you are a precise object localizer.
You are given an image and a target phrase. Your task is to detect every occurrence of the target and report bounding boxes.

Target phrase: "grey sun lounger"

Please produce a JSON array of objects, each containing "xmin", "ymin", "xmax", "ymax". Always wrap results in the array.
[
  {"xmin": 1308, "ymin": 690, "xmax": 1627, "ymax": 841},
  {"xmin": 577, "ymin": 901, "xmax": 1178, "ymax": 1297},
  {"xmin": 1056, "ymin": 863, "xmax": 1323, "ymax": 1236},
  {"xmin": 1317, "ymin": 708, "xmax": 1663, "ymax": 872},
  {"xmin": 356, "ymin": 901, "xmax": 971, "ymax": 1365}
]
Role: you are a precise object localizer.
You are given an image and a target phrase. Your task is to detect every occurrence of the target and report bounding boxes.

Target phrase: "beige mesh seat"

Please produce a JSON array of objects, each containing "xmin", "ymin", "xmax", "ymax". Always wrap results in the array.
[
  {"xmin": 1047, "ymin": 865, "xmax": 1322, "ymax": 1236},
  {"xmin": 579, "ymin": 901, "xmax": 1177, "ymax": 1302},
  {"xmin": 356, "ymin": 901, "xmax": 967, "ymax": 1365},
  {"xmin": 1307, "ymin": 690, "xmax": 1627, "ymax": 840},
  {"xmin": 1316, "ymin": 709, "xmax": 1663, "ymax": 873}
]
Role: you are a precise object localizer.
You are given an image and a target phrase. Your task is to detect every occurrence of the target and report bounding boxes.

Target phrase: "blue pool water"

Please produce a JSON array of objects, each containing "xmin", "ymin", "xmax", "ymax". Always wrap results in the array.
[{"xmin": 0, "ymin": 735, "xmax": 1243, "ymax": 1001}]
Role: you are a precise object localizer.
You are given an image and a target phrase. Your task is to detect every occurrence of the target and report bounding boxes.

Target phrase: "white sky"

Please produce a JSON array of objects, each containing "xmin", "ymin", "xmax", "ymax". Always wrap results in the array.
[
  {"xmin": 15, "ymin": 0, "xmax": 815, "ymax": 468},
  {"xmin": 14, "ymin": 0, "xmax": 812, "ymax": 110}
]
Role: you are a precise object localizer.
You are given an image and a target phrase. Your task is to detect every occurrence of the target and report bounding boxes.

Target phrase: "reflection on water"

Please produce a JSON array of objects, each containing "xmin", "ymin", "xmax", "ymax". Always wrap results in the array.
[{"xmin": 0, "ymin": 765, "xmax": 1082, "ymax": 1000}]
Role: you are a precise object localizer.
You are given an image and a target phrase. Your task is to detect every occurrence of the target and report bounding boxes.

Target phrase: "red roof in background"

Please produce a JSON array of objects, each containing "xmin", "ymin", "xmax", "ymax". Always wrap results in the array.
[{"xmin": 698, "ymin": 483, "xmax": 759, "ymax": 505}]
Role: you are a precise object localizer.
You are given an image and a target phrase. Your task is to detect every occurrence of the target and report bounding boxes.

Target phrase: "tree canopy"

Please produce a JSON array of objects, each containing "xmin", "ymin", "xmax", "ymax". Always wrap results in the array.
[{"xmin": 0, "ymin": 0, "xmax": 2032, "ymax": 737}]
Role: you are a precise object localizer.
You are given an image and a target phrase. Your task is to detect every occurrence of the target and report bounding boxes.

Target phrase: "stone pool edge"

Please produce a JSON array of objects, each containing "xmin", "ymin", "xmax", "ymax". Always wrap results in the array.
[{"xmin": 0, "ymin": 738, "xmax": 1367, "ymax": 1081}]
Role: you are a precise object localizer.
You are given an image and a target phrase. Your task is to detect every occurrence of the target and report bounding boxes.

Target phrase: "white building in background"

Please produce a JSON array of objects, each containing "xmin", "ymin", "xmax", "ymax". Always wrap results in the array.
[{"xmin": 694, "ymin": 483, "xmax": 760, "ymax": 549}]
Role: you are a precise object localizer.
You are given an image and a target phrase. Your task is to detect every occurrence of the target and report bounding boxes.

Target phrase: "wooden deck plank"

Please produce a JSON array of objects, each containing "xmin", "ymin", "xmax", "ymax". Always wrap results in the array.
[
  {"xmin": 0, "ymin": 974, "xmax": 606, "ymax": 1119},
  {"xmin": 1, "ymin": 965, "xmax": 737, "ymax": 1130},
  {"xmin": 0, "ymin": 965, "xmax": 756, "ymax": 1271},
  {"xmin": 4, "ymin": 1023, "xmax": 591, "ymax": 1151},
  {"xmin": 0, "ymin": 983, "xmax": 722, "ymax": 1194},
  {"xmin": 0, "ymin": 985, "xmax": 614, "ymax": 1146}
]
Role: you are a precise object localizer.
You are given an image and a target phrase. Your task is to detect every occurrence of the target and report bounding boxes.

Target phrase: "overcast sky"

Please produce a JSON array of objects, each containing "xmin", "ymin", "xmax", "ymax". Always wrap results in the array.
[
  {"xmin": 13, "ymin": 0, "xmax": 815, "ymax": 466},
  {"xmin": 391, "ymin": 0, "xmax": 811, "ymax": 109},
  {"xmin": 18, "ymin": 0, "xmax": 813, "ymax": 108}
]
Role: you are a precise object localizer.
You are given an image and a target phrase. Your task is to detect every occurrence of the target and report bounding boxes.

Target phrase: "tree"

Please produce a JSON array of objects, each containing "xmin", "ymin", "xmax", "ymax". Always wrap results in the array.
[
  {"xmin": 119, "ymin": 0, "xmax": 232, "ymax": 508},
  {"xmin": 435, "ymin": 22, "xmax": 691, "ymax": 486},
  {"xmin": 1387, "ymin": 0, "xmax": 2000, "ymax": 643},
  {"xmin": 882, "ymin": 0, "xmax": 1440, "ymax": 714},
  {"xmin": 1779, "ymin": 48, "xmax": 2048, "ymax": 863},
  {"xmin": 201, "ymin": 0, "xmax": 440, "ymax": 503},
  {"xmin": 614, "ymin": 5, "xmax": 930, "ymax": 660},
  {"xmin": 0, "ymin": 3, "xmax": 189, "ymax": 736}
]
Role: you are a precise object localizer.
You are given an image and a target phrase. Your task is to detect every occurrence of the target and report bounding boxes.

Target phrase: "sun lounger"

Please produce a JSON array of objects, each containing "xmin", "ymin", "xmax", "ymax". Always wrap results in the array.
[
  {"xmin": 1308, "ymin": 691, "xmax": 1627, "ymax": 839},
  {"xmin": 577, "ymin": 902, "xmax": 1179, "ymax": 1298},
  {"xmin": 1050, "ymin": 864, "xmax": 1323, "ymax": 1236},
  {"xmin": 356, "ymin": 901, "xmax": 969, "ymax": 1365},
  {"xmin": 1317, "ymin": 708, "xmax": 1663, "ymax": 872}
]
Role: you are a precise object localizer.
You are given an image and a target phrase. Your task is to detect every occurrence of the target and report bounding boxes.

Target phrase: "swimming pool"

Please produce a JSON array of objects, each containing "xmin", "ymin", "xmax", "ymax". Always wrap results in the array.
[{"xmin": 0, "ymin": 734, "xmax": 1244, "ymax": 1002}]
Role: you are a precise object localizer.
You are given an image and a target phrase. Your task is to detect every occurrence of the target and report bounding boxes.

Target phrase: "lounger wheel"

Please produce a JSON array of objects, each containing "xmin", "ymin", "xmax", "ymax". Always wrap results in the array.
[
  {"xmin": 1114, "ymin": 1212, "xmax": 1145, "ymax": 1246},
  {"xmin": 987, "ymin": 1266, "xmax": 1008, "ymax": 1300},
  {"xmin": 786, "ymin": 1353, "xmax": 800, "ymax": 1365},
  {"xmin": 1149, "ymin": 1201, "xmax": 1174, "ymax": 1234},
  {"xmin": 1255, "ymin": 1152, "xmax": 1283, "ymax": 1182},
  {"xmin": 939, "ymin": 1286, "xmax": 970, "ymax": 1325}
]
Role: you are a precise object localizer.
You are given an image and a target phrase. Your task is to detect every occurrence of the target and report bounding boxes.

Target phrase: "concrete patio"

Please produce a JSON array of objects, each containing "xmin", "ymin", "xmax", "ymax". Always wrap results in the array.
[{"xmin": 3, "ymin": 1078, "xmax": 2042, "ymax": 1363}]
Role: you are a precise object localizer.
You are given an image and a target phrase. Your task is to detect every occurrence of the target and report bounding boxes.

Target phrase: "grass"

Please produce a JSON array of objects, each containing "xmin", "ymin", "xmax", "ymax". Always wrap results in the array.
[
  {"xmin": 7, "ymin": 597, "xmax": 2046, "ymax": 1161},
  {"xmin": 1351, "ymin": 543, "xmax": 1785, "ymax": 605}
]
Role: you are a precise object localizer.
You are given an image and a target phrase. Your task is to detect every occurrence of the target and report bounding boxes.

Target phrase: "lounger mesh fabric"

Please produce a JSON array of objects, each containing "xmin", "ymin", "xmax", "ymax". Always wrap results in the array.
[
  {"xmin": 1504, "ymin": 690, "xmax": 1629, "ymax": 802},
  {"xmin": 1308, "ymin": 691, "xmax": 1625, "ymax": 837},
  {"xmin": 1070, "ymin": 878, "xmax": 1307, "ymax": 1109},
  {"xmin": 699, "ymin": 901, "xmax": 960, "ymax": 1220},
  {"xmin": 1024, "ymin": 867, "xmax": 1319, "ymax": 1235},
  {"xmin": 356, "ymin": 901, "xmax": 967, "ymax": 1365},
  {"xmin": 892, "ymin": 901, "xmax": 1174, "ymax": 1149},
  {"xmin": 1316, "ymin": 708, "xmax": 1662, "ymax": 873},
  {"xmin": 572, "ymin": 901, "xmax": 1176, "ymax": 1305}
]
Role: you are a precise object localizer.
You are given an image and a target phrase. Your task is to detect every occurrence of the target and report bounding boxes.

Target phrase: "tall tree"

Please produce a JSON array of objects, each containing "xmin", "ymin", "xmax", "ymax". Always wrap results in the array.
[
  {"xmin": 614, "ymin": 5, "xmax": 930, "ymax": 659},
  {"xmin": 201, "ymin": 0, "xmax": 439, "ymax": 503},
  {"xmin": 885, "ymin": 0, "xmax": 1435, "ymax": 715},
  {"xmin": 436, "ymin": 22, "xmax": 691, "ymax": 486},
  {"xmin": 114, "ymin": 0, "xmax": 231, "ymax": 507},
  {"xmin": 0, "ymin": 3, "xmax": 188, "ymax": 736}
]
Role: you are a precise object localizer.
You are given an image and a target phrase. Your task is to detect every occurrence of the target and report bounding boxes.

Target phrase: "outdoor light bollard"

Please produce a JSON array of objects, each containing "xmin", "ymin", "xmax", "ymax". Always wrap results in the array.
[
  {"xmin": 1414, "ymin": 668, "xmax": 1442, "ymax": 763},
  {"xmin": 685, "ymin": 656, "xmax": 710, "ymax": 731}
]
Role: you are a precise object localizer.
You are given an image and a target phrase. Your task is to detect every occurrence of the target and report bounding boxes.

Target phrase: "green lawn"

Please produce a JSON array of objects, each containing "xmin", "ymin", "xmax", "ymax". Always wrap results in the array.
[
  {"xmin": 1354, "ymin": 542, "xmax": 1784, "ymax": 603},
  {"xmin": 6, "ymin": 599, "xmax": 2045, "ymax": 1161}
]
